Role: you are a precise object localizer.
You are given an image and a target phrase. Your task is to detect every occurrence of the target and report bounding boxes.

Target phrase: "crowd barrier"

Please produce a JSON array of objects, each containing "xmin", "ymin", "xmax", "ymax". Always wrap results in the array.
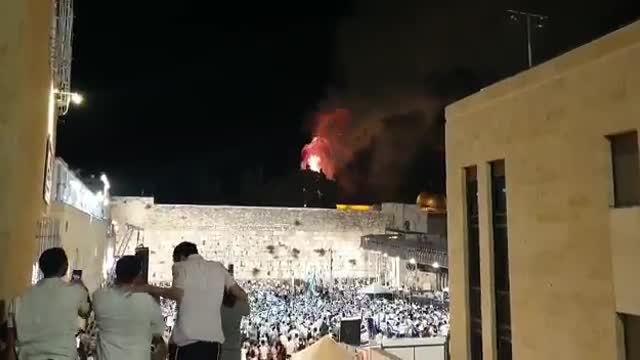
[{"xmin": 377, "ymin": 336, "xmax": 448, "ymax": 360}]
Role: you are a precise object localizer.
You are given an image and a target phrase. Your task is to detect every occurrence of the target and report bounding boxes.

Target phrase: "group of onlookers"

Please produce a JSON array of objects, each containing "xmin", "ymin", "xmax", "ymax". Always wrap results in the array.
[{"xmin": 3, "ymin": 242, "xmax": 247, "ymax": 360}]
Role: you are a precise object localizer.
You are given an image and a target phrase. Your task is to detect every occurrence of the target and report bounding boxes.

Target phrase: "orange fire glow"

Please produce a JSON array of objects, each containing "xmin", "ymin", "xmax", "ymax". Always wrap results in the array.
[{"xmin": 307, "ymin": 155, "xmax": 321, "ymax": 173}]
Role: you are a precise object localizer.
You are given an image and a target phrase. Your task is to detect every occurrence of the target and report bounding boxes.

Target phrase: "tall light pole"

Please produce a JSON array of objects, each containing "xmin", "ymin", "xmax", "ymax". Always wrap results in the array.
[
  {"xmin": 507, "ymin": 10, "xmax": 548, "ymax": 68},
  {"xmin": 329, "ymin": 248, "xmax": 334, "ymax": 285}
]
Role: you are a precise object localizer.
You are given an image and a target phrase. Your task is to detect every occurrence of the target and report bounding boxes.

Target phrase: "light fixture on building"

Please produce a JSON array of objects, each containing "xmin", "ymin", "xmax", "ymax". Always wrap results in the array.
[
  {"xmin": 409, "ymin": 258, "xmax": 416, "ymax": 265},
  {"xmin": 432, "ymin": 262, "xmax": 440, "ymax": 269},
  {"xmin": 54, "ymin": 89, "xmax": 84, "ymax": 115},
  {"xmin": 100, "ymin": 174, "xmax": 110, "ymax": 191},
  {"xmin": 99, "ymin": 173, "xmax": 110, "ymax": 207},
  {"xmin": 71, "ymin": 93, "xmax": 84, "ymax": 105},
  {"xmin": 383, "ymin": 253, "xmax": 388, "ymax": 258}
]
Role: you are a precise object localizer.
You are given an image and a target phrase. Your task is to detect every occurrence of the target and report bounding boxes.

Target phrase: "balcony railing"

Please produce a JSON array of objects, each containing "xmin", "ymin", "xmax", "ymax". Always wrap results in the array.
[
  {"xmin": 51, "ymin": 0, "xmax": 75, "ymax": 114},
  {"xmin": 361, "ymin": 234, "xmax": 448, "ymax": 268}
]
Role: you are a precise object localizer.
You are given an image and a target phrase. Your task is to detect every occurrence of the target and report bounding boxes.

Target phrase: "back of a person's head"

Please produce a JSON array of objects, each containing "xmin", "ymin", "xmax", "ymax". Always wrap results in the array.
[
  {"xmin": 39, "ymin": 247, "xmax": 68, "ymax": 278},
  {"xmin": 173, "ymin": 241, "xmax": 198, "ymax": 262},
  {"xmin": 115, "ymin": 255, "xmax": 142, "ymax": 284}
]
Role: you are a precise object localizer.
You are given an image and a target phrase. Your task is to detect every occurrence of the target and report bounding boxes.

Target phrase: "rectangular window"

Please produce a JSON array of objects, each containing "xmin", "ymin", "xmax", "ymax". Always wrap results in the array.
[
  {"xmin": 621, "ymin": 313, "xmax": 640, "ymax": 359},
  {"xmin": 608, "ymin": 131, "xmax": 640, "ymax": 207},
  {"xmin": 465, "ymin": 166, "xmax": 483, "ymax": 360},
  {"xmin": 491, "ymin": 160, "xmax": 512, "ymax": 360}
]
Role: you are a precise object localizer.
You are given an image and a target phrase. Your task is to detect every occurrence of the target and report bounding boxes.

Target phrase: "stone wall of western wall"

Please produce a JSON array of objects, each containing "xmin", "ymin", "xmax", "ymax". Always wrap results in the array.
[{"xmin": 110, "ymin": 197, "xmax": 390, "ymax": 282}]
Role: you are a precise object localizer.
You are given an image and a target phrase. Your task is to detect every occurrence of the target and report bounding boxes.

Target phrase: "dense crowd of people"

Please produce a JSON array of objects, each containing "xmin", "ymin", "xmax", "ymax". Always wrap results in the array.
[
  {"xmin": 154, "ymin": 279, "xmax": 449, "ymax": 359},
  {"xmin": 4, "ymin": 244, "xmax": 448, "ymax": 360},
  {"xmin": 238, "ymin": 280, "xmax": 449, "ymax": 358}
]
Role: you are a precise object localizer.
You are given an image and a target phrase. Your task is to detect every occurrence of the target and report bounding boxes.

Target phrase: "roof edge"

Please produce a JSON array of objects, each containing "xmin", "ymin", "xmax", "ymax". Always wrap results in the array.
[{"xmin": 446, "ymin": 20, "xmax": 640, "ymax": 119}]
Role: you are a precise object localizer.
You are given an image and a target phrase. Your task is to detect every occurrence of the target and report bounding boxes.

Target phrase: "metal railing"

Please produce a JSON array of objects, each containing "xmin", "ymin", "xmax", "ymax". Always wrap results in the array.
[{"xmin": 32, "ymin": 217, "xmax": 62, "ymax": 283}]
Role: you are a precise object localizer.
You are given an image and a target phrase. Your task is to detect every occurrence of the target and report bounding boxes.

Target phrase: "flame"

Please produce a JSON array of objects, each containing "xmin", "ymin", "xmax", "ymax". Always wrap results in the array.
[
  {"xmin": 300, "ymin": 109, "xmax": 352, "ymax": 179},
  {"xmin": 307, "ymin": 155, "xmax": 321, "ymax": 172},
  {"xmin": 301, "ymin": 136, "xmax": 332, "ymax": 177}
]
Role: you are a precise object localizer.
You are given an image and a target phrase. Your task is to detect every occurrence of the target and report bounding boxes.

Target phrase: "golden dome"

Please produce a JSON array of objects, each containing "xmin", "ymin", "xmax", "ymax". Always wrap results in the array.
[{"xmin": 417, "ymin": 192, "xmax": 446, "ymax": 213}]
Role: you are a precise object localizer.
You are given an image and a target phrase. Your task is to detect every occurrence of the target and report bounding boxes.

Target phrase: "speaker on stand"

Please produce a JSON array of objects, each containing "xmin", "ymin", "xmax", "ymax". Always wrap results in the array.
[{"xmin": 339, "ymin": 318, "xmax": 361, "ymax": 346}]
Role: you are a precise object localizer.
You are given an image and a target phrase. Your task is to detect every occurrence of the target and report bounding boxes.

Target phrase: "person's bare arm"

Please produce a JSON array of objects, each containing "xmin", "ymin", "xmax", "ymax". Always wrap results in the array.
[
  {"xmin": 228, "ymin": 283, "xmax": 248, "ymax": 303},
  {"xmin": 221, "ymin": 263, "xmax": 248, "ymax": 302},
  {"xmin": 136, "ymin": 263, "xmax": 185, "ymax": 301},
  {"xmin": 145, "ymin": 285, "xmax": 184, "ymax": 302}
]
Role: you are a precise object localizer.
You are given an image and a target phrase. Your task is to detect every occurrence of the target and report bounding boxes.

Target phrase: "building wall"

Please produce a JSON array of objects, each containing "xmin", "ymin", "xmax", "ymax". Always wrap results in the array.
[
  {"xmin": 381, "ymin": 203, "xmax": 446, "ymax": 236},
  {"xmin": 0, "ymin": 0, "xmax": 54, "ymax": 304},
  {"xmin": 49, "ymin": 203, "xmax": 112, "ymax": 293},
  {"xmin": 110, "ymin": 197, "xmax": 389, "ymax": 282},
  {"xmin": 445, "ymin": 20, "xmax": 640, "ymax": 360},
  {"xmin": 53, "ymin": 158, "xmax": 110, "ymax": 220},
  {"xmin": 387, "ymin": 257, "xmax": 438, "ymax": 291},
  {"xmin": 383, "ymin": 203, "xmax": 424, "ymax": 231}
]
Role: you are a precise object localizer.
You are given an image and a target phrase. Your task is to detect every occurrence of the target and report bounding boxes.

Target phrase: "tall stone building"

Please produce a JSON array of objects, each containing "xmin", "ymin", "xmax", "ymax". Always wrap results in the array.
[
  {"xmin": 446, "ymin": 20, "xmax": 640, "ymax": 360},
  {"xmin": 0, "ymin": 0, "xmax": 77, "ymax": 304}
]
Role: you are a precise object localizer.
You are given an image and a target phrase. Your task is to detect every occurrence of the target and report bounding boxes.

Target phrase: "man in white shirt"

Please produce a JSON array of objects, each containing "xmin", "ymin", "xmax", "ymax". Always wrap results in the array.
[
  {"xmin": 285, "ymin": 335, "xmax": 296, "ymax": 356},
  {"xmin": 6, "ymin": 247, "xmax": 91, "ymax": 360},
  {"xmin": 93, "ymin": 255, "xmax": 166, "ymax": 360},
  {"xmin": 142, "ymin": 242, "xmax": 247, "ymax": 360}
]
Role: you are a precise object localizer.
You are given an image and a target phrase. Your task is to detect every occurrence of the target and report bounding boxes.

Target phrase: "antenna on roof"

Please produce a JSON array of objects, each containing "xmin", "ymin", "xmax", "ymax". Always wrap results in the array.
[{"xmin": 507, "ymin": 10, "xmax": 549, "ymax": 68}]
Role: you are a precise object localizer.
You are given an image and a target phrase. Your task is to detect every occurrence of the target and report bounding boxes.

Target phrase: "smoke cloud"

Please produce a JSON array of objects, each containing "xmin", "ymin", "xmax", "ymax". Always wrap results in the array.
[{"xmin": 301, "ymin": 92, "xmax": 446, "ymax": 202}]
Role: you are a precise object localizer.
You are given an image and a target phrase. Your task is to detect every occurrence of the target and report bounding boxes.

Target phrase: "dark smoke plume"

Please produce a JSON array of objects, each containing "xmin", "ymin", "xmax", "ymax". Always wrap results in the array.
[{"xmin": 300, "ymin": 67, "xmax": 484, "ymax": 203}]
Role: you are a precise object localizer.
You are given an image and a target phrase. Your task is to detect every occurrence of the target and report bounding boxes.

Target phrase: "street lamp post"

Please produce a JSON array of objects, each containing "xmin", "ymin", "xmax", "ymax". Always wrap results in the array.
[
  {"xmin": 329, "ymin": 248, "xmax": 334, "ymax": 285},
  {"xmin": 409, "ymin": 258, "xmax": 417, "ymax": 302}
]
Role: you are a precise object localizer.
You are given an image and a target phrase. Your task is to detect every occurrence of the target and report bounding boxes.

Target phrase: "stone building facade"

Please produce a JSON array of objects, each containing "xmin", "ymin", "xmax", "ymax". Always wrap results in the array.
[
  {"xmin": 110, "ymin": 197, "xmax": 389, "ymax": 282},
  {"xmin": 446, "ymin": 20, "xmax": 640, "ymax": 360},
  {"xmin": 1, "ymin": 0, "xmax": 57, "ymax": 305}
]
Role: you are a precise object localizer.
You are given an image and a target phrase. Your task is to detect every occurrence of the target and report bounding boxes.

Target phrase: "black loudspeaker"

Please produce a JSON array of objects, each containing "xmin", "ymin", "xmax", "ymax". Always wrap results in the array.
[
  {"xmin": 340, "ymin": 318, "xmax": 361, "ymax": 346},
  {"xmin": 135, "ymin": 247, "xmax": 150, "ymax": 284},
  {"xmin": 228, "ymin": 264, "xmax": 234, "ymax": 276}
]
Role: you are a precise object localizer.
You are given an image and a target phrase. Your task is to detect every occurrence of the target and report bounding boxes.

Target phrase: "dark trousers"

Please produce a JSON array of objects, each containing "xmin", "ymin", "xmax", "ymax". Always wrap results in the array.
[
  {"xmin": 176, "ymin": 341, "xmax": 221, "ymax": 360},
  {"xmin": 169, "ymin": 343, "xmax": 178, "ymax": 360}
]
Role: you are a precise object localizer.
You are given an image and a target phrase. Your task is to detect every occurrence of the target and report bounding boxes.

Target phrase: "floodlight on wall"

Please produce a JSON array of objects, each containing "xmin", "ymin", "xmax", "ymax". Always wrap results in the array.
[
  {"xmin": 71, "ymin": 93, "xmax": 84, "ymax": 104},
  {"xmin": 100, "ymin": 174, "xmax": 110, "ymax": 192},
  {"xmin": 432, "ymin": 262, "xmax": 440, "ymax": 269},
  {"xmin": 54, "ymin": 89, "xmax": 84, "ymax": 115},
  {"xmin": 409, "ymin": 258, "xmax": 416, "ymax": 265}
]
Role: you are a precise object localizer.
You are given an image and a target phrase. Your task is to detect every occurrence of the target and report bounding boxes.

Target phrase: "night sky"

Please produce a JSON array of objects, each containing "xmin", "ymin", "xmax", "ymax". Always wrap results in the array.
[{"xmin": 57, "ymin": 0, "xmax": 639, "ymax": 205}]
